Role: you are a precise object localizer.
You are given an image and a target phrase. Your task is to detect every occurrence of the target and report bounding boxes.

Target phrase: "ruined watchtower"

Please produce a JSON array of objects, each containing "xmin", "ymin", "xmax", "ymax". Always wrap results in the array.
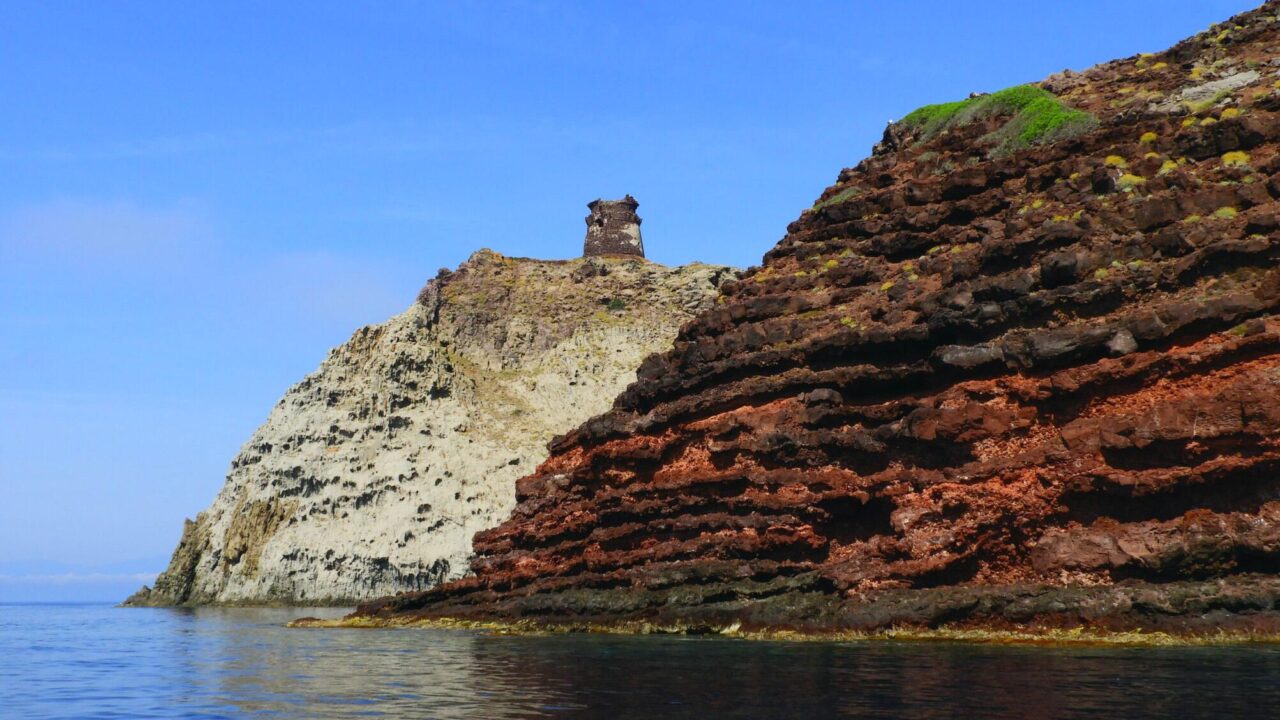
[{"xmin": 584, "ymin": 195, "xmax": 644, "ymax": 258}]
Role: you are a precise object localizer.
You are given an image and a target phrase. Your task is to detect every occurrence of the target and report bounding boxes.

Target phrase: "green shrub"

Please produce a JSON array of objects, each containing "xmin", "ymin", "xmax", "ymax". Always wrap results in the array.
[
  {"xmin": 1117, "ymin": 174, "xmax": 1147, "ymax": 192},
  {"xmin": 1222, "ymin": 151, "xmax": 1250, "ymax": 167},
  {"xmin": 606, "ymin": 298, "xmax": 626, "ymax": 311},
  {"xmin": 995, "ymin": 96, "xmax": 1096, "ymax": 151},
  {"xmin": 900, "ymin": 84, "xmax": 1096, "ymax": 155}
]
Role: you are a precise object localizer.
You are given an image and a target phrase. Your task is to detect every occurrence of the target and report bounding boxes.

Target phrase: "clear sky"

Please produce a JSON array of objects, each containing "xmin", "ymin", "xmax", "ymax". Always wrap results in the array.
[{"xmin": 0, "ymin": 0, "xmax": 1260, "ymax": 602}]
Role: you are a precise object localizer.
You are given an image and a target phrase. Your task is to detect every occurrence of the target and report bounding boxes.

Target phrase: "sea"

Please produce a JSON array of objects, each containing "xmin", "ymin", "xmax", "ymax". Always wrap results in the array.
[{"xmin": 4, "ymin": 603, "xmax": 1280, "ymax": 719}]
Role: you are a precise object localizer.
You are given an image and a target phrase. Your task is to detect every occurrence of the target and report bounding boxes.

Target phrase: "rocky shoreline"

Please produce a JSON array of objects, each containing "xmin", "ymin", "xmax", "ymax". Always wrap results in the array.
[
  {"xmin": 326, "ymin": 3, "xmax": 1280, "ymax": 637},
  {"xmin": 301, "ymin": 575, "xmax": 1280, "ymax": 642},
  {"xmin": 295, "ymin": 578, "xmax": 1280, "ymax": 646}
]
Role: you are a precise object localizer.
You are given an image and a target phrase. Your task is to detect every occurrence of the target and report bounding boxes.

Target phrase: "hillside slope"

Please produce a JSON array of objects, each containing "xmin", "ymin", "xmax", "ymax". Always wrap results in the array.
[
  {"xmin": 127, "ymin": 250, "xmax": 734, "ymax": 605},
  {"xmin": 349, "ymin": 4, "xmax": 1280, "ymax": 636}
]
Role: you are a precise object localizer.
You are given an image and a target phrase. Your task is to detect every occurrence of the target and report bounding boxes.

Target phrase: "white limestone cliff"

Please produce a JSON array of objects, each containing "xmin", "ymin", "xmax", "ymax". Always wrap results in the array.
[{"xmin": 126, "ymin": 250, "xmax": 734, "ymax": 605}]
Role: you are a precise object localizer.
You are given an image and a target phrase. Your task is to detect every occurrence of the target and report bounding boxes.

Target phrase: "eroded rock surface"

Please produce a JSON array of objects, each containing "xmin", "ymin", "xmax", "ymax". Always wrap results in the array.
[
  {"xmin": 355, "ymin": 4, "xmax": 1280, "ymax": 635},
  {"xmin": 126, "ymin": 250, "xmax": 734, "ymax": 605}
]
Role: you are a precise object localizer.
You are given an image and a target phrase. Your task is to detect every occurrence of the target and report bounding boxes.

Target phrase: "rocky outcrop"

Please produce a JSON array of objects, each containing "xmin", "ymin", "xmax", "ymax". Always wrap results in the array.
[
  {"xmin": 126, "ymin": 250, "xmax": 734, "ymax": 606},
  {"xmin": 350, "ymin": 4, "xmax": 1280, "ymax": 636}
]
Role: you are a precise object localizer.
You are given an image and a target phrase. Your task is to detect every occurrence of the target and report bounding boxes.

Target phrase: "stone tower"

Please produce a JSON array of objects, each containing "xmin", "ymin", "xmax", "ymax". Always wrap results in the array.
[{"xmin": 583, "ymin": 195, "xmax": 644, "ymax": 258}]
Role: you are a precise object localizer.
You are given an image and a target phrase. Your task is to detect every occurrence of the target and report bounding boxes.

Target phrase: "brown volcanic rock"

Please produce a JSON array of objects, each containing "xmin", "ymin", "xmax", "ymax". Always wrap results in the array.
[{"xmin": 356, "ymin": 4, "xmax": 1280, "ymax": 635}]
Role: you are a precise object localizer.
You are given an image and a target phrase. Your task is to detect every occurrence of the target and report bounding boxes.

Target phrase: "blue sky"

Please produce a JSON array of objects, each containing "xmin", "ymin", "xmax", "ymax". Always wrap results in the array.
[{"xmin": 0, "ymin": 1, "xmax": 1259, "ymax": 602}]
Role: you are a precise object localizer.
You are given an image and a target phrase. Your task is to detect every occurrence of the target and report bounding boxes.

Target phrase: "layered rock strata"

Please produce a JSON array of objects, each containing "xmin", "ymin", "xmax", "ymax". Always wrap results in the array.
[
  {"xmin": 127, "ymin": 250, "xmax": 734, "ymax": 606},
  {"xmin": 352, "ymin": 4, "xmax": 1280, "ymax": 635}
]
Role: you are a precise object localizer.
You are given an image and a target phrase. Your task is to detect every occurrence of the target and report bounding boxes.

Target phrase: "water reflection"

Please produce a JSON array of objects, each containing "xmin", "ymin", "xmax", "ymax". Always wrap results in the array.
[{"xmin": 5, "ymin": 604, "xmax": 1280, "ymax": 719}]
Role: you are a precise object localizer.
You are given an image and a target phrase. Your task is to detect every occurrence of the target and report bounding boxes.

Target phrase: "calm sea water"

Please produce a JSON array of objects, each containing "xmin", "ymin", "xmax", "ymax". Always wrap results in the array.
[{"xmin": 4, "ymin": 603, "xmax": 1280, "ymax": 719}]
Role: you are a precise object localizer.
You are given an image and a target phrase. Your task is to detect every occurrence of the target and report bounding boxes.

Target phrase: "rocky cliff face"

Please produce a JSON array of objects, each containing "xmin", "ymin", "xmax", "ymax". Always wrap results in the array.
[
  {"xmin": 351, "ymin": 4, "xmax": 1280, "ymax": 635},
  {"xmin": 126, "ymin": 250, "xmax": 734, "ymax": 605}
]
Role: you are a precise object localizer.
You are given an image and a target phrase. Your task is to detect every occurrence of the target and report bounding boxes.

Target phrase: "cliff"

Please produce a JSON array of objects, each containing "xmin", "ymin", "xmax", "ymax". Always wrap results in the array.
[
  {"xmin": 347, "ymin": 4, "xmax": 1280, "ymax": 636},
  {"xmin": 126, "ymin": 250, "xmax": 734, "ymax": 606}
]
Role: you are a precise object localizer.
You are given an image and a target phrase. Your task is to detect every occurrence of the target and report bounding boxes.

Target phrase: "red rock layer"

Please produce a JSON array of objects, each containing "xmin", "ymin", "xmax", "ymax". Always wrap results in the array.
[{"xmin": 358, "ymin": 3, "xmax": 1280, "ymax": 633}]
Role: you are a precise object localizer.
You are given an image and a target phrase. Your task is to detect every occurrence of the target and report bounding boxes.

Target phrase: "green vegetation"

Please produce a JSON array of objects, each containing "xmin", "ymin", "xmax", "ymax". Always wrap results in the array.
[
  {"xmin": 1117, "ymin": 173, "xmax": 1147, "ymax": 192},
  {"xmin": 1222, "ymin": 151, "xmax": 1250, "ymax": 168},
  {"xmin": 899, "ymin": 84, "xmax": 1096, "ymax": 155},
  {"xmin": 1213, "ymin": 206, "xmax": 1239, "ymax": 220},
  {"xmin": 606, "ymin": 298, "xmax": 626, "ymax": 312},
  {"xmin": 812, "ymin": 185, "xmax": 861, "ymax": 211},
  {"xmin": 1189, "ymin": 88, "xmax": 1234, "ymax": 114},
  {"xmin": 1049, "ymin": 210, "xmax": 1084, "ymax": 224}
]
